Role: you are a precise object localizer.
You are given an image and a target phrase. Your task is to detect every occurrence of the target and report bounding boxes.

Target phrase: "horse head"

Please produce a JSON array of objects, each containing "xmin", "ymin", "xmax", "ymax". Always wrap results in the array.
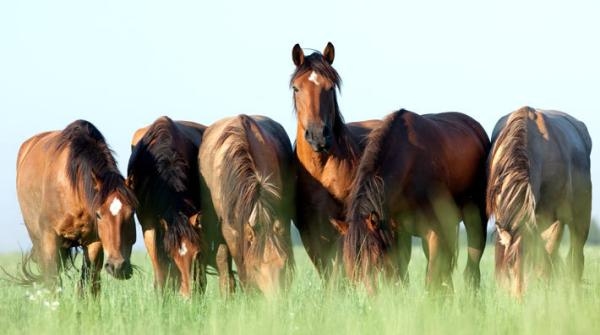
[
  {"xmin": 291, "ymin": 42, "xmax": 341, "ymax": 153},
  {"xmin": 95, "ymin": 188, "xmax": 136, "ymax": 280}
]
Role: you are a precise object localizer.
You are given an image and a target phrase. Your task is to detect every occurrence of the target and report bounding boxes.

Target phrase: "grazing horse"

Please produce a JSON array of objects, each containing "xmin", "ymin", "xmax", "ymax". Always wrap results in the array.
[
  {"xmin": 198, "ymin": 114, "xmax": 295, "ymax": 297},
  {"xmin": 487, "ymin": 106, "xmax": 592, "ymax": 297},
  {"xmin": 16, "ymin": 120, "xmax": 137, "ymax": 295},
  {"xmin": 127, "ymin": 116, "xmax": 206, "ymax": 298},
  {"xmin": 291, "ymin": 42, "xmax": 381, "ymax": 278},
  {"xmin": 343, "ymin": 109, "xmax": 490, "ymax": 293}
]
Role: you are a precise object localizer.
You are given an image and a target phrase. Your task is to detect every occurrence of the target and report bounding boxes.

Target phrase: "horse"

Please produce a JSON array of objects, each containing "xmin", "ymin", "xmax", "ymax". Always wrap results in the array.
[
  {"xmin": 290, "ymin": 42, "xmax": 381, "ymax": 278},
  {"xmin": 487, "ymin": 106, "xmax": 592, "ymax": 298},
  {"xmin": 342, "ymin": 109, "xmax": 490, "ymax": 293},
  {"xmin": 127, "ymin": 116, "xmax": 206, "ymax": 298},
  {"xmin": 198, "ymin": 114, "xmax": 295, "ymax": 297},
  {"xmin": 15, "ymin": 119, "xmax": 137, "ymax": 296}
]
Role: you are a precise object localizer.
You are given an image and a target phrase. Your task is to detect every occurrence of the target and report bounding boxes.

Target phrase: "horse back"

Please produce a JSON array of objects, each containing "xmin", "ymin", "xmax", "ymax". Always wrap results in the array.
[
  {"xmin": 347, "ymin": 119, "xmax": 383, "ymax": 150},
  {"xmin": 418, "ymin": 112, "xmax": 490, "ymax": 193},
  {"xmin": 527, "ymin": 110, "xmax": 591, "ymax": 205}
]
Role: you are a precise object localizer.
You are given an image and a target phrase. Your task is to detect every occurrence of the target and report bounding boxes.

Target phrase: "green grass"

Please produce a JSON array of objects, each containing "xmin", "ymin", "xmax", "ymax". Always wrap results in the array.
[{"xmin": 1, "ymin": 244, "xmax": 599, "ymax": 335}]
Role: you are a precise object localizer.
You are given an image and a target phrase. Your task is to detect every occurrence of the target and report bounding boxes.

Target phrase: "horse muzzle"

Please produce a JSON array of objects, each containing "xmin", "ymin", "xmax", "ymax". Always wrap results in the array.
[
  {"xmin": 105, "ymin": 258, "xmax": 133, "ymax": 280},
  {"xmin": 304, "ymin": 126, "xmax": 332, "ymax": 152}
]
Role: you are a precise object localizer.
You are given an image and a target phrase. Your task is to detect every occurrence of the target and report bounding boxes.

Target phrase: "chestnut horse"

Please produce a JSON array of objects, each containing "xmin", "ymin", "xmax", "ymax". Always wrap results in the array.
[
  {"xmin": 127, "ymin": 116, "xmax": 206, "ymax": 298},
  {"xmin": 343, "ymin": 109, "xmax": 490, "ymax": 293},
  {"xmin": 16, "ymin": 120, "xmax": 137, "ymax": 295},
  {"xmin": 487, "ymin": 107, "xmax": 592, "ymax": 297},
  {"xmin": 198, "ymin": 114, "xmax": 295, "ymax": 297},
  {"xmin": 291, "ymin": 42, "xmax": 381, "ymax": 278}
]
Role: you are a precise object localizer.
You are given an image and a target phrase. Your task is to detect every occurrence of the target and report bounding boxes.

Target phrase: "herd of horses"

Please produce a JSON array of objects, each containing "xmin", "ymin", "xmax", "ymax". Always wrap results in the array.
[{"xmin": 14, "ymin": 43, "xmax": 592, "ymax": 299}]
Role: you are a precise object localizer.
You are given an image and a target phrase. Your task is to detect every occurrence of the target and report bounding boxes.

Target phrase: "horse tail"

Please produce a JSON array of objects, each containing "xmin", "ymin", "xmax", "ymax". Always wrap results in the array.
[
  {"xmin": 486, "ymin": 107, "xmax": 536, "ymax": 257},
  {"xmin": 344, "ymin": 110, "xmax": 406, "ymax": 276},
  {"xmin": 0, "ymin": 251, "xmax": 41, "ymax": 286},
  {"xmin": 216, "ymin": 115, "xmax": 281, "ymax": 253}
]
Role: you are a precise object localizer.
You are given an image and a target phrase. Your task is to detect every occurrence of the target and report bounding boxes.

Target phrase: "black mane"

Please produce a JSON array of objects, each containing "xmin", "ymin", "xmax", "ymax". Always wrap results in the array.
[
  {"xmin": 127, "ymin": 116, "xmax": 200, "ymax": 253},
  {"xmin": 56, "ymin": 119, "xmax": 135, "ymax": 213}
]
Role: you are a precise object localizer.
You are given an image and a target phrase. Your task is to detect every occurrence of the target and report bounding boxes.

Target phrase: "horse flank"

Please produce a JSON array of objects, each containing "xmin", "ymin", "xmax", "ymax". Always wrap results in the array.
[
  {"xmin": 127, "ymin": 117, "xmax": 200, "ymax": 255},
  {"xmin": 215, "ymin": 115, "xmax": 282, "ymax": 256},
  {"xmin": 486, "ymin": 107, "xmax": 537, "ymax": 241},
  {"xmin": 55, "ymin": 120, "xmax": 136, "ymax": 214}
]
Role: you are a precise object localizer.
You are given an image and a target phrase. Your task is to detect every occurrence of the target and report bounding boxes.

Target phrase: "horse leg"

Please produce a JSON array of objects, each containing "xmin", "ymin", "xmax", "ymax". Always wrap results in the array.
[
  {"xmin": 143, "ymin": 227, "xmax": 168, "ymax": 291},
  {"xmin": 397, "ymin": 232, "xmax": 412, "ymax": 286},
  {"xmin": 461, "ymin": 202, "xmax": 486, "ymax": 289},
  {"xmin": 192, "ymin": 254, "xmax": 207, "ymax": 295},
  {"xmin": 38, "ymin": 231, "xmax": 61, "ymax": 288},
  {"xmin": 79, "ymin": 241, "xmax": 103, "ymax": 297},
  {"xmin": 540, "ymin": 219, "xmax": 564, "ymax": 279},
  {"xmin": 216, "ymin": 243, "xmax": 235, "ymax": 296},
  {"xmin": 301, "ymin": 216, "xmax": 335, "ymax": 280},
  {"xmin": 567, "ymin": 221, "xmax": 589, "ymax": 284},
  {"xmin": 424, "ymin": 228, "xmax": 455, "ymax": 294}
]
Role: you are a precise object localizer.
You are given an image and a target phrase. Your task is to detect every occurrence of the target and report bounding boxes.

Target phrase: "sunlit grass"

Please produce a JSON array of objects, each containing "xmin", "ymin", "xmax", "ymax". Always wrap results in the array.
[{"xmin": 0, "ymin": 243, "xmax": 599, "ymax": 335}]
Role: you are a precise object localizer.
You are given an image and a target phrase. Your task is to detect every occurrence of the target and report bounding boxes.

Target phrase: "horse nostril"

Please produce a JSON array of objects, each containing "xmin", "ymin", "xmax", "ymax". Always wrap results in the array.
[{"xmin": 104, "ymin": 262, "xmax": 114, "ymax": 274}]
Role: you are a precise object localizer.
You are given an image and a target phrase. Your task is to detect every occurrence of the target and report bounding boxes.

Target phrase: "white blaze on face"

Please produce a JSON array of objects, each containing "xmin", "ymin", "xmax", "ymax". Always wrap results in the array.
[
  {"xmin": 308, "ymin": 71, "xmax": 320, "ymax": 86},
  {"xmin": 109, "ymin": 197, "xmax": 123, "ymax": 216},
  {"xmin": 179, "ymin": 242, "xmax": 188, "ymax": 256}
]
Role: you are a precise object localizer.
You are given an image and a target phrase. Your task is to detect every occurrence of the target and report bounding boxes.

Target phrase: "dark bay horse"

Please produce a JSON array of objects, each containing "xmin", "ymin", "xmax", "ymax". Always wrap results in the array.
[
  {"xmin": 343, "ymin": 109, "xmax": 490, "ymax": 293},
  {"xmin": 127, "ymin": 116, "xmax": 206, "ymax": 298},
  {"xmin": 16, "ymin": 120, "xmax": 137, "ymax": 295},
  {"xmin": 291, "ymin": 42, "xmax": 381, "ymax": 278},
  {"xmin": 487, "ymin": 106, "xmax": 592, "ymax": 297},
  {"xmin": 198, "ymin": 114, "xmax": 295, "ymax": 297}
]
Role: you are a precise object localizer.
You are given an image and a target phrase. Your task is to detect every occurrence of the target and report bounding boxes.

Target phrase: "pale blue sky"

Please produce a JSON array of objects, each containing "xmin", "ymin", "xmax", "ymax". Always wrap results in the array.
[{"xmin": 1, "ymin": 1, "xmax": 598, "ymax": 252}]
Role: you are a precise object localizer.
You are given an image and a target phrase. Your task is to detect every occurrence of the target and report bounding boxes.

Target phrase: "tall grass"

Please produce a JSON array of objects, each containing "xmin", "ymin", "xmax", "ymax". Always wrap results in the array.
[{"xmin": 0, "ymin": 244, "xmax": 599, "ymax": 335}]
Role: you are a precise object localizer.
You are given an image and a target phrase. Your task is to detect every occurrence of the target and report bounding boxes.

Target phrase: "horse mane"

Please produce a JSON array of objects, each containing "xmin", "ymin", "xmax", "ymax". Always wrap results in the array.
[
  {"xmin": 486, "ymin": 107, "xmax": 537, "ymax": 252},
  {"xmin": 127, "ymin": 116, "xmax": 200, "ymax": 254},
  {"xmin": 344, "ymin": 110, "xmax": 408, "ymax": 268},
  {"xmin": 55, "ymin": 120, "xmax": 136, "ymax": 214},
  {"xmin": 215, "ymin": 115, "xmax": 284, "ymax": 258}
]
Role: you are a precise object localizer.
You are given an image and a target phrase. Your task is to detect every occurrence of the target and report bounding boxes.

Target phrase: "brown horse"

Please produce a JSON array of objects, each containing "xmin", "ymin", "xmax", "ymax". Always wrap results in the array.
[
  {"xmin": 16, "ymin": 120, "xmax": 137, "ymax": 295},
  {"xmin": 291, "ymin": 42, "xmax": 381, "ymax": 278},
  {"xmin": 198, "ymin": 114, "xmax": 295, "ymax": 298},
  {"xmin": 343, "ymin": 109, "xmax": 490, "ymax": 293},
  {"xmin": 487, "ymin": 107, "xmax": 592, "ymax": 298},
  {"xmin": 127, "ymin": 116, "xmax": 206, "ymax": 298}
]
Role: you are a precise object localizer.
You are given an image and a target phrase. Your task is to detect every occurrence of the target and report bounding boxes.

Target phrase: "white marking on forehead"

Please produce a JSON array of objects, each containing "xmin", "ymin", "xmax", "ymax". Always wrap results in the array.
[
  {"xmin": 308, "ymin": 71, "xmax": 320, "ymax": 86},
  {"xmin": 109, "ymin": 197, "xmax": 123, "ymax": 216},
  {"xmin": 179, "ymin": 243, "xmax": 188, "ymax": 256}
]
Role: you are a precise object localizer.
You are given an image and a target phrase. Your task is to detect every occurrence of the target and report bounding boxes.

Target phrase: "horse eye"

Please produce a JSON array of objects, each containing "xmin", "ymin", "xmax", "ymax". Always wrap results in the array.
[
  {"xmin": 292, "ymin": 86, "xmax": 299, "ymax": 92},
  {"xmin": 96, "ymin": 212, "xmax": 102, "ymax": 220}
]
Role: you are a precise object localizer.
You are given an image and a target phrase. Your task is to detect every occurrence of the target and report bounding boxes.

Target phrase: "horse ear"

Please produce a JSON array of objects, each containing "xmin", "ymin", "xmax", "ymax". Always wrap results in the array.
[
  {"xmin": 125, "ymin": 176, "xmax": 133, "ymax": 188},
  {"xmin": 188, "ymin": 212, "xmax": 202, "ymax": 229},
  {"xmin": 159, "ymin": 218, "xmax": 168, "ymax": 231},
  {"xmin": 366, "ymin": 211, "xmax": 380, "ymax": 231},
  {"xmin": 323, "ymin": 42, "xmax": 335, "ymax": 64},
  {"xmin": 330, "ymin": 218, "xmax": 348, "ymax": 235},
  {"xmin": 292, "ymin": 43, "xmax": 304, "ymax": 67}
]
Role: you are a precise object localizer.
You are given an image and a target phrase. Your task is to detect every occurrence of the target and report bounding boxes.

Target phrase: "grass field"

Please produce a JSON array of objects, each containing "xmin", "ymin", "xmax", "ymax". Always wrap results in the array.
[{"xmin": 1, "ymin": 242, "xmax": 599, "ymax": 335}]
